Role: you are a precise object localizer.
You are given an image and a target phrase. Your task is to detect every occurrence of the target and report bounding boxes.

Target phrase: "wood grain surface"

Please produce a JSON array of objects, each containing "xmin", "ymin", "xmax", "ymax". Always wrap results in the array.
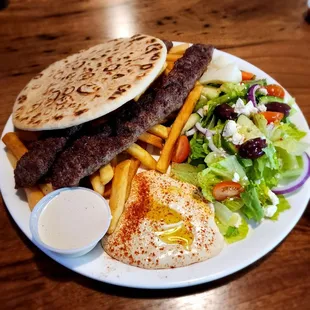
[{"xmin": 0, "ymin": 0, "xmax": 309, "ymax": 309}]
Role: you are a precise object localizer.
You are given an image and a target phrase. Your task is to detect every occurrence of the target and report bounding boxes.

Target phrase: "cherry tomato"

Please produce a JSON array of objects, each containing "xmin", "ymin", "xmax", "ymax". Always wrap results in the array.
[
  {"xmin": 260, "ymin": 111, "xmax": 284, "ymax": 124},
  {"xmin": 212, "ymin": 181, "xmax": 244, "ymax": 201},
  {"xmin": 265, "ymin": 84, "xmax": 285, "ymax": 98},
  {"xmin": 241, "ymin": 71, "xmax": 255, "ymax": 81},
  {"xmin": 172, "ymin": 135, "xmax": 190, "ymax": 163}
]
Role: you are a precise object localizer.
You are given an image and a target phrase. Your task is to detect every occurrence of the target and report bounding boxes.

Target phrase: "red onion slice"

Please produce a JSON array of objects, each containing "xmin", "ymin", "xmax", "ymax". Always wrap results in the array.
[
  {"xmin": 272, "ymin": 152, "xmax": 310, "ymax": 195},
  {"xmin": 247, "ymin": 84, "xmax": 260, "ymax": 107}
]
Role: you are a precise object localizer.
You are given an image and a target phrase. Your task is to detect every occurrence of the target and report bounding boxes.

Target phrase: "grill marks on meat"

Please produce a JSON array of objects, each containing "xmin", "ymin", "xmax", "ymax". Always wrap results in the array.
[{"xmin": 51, "ymin": 44, "xmax": 214, "ymax": 188}]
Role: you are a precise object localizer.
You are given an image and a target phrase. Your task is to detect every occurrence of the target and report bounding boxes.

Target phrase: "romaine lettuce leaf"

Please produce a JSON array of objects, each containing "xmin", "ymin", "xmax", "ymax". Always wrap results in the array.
[
  {"xmin": 204, "ymin": 152, "xmax": 225, "ymax": 166},
  {"xmin": 198, "ymin": 156, "xmax": 248, "ymax": 201},
  {"xmin": 252, "ymin": 114, "xmax": 268, "ymax": 137},
  {"xmin": 273, "ymin": 139, "xmax": 309, "ymax": 156},
  {"xmin": 270, "ymin": 123, "xmax": 307, "ymax": 142},
  {"xmin": 240, "ymin": 185, "xmax": 264, "ymax": 222},
  {"xmin": 170, "ymin": 163, "xmax": 204, "ymax": 187},
  {"xmin": 263, "ymin": 144, "xmax": 279, "ymax": 170},
  {"xmin": 220, "ymin": 82, "xmax": 247, "ymax": 94},
  {"xmin": 270, "ymin": 195, "xmax": 291, "ymax": 221},
  {"xmin": 224, "ymin": 198, "xmax": 244, "ymax": 211},
  {"xmin": 216, "ymin": 217, "xmax": 249, "ymax": 244},
  {"xmin": 189, "ymin": 132, "xmax": 209, "ymax": 162},
  {"xmin": 246, "ymin": 145, "xmax": 280, "ymax": 188}
]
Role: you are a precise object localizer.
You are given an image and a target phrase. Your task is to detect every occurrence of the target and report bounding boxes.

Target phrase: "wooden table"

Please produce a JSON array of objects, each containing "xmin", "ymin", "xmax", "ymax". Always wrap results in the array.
[{"xmin": 0, "ymin": 1, "xmax": 309, "ymax": 309}]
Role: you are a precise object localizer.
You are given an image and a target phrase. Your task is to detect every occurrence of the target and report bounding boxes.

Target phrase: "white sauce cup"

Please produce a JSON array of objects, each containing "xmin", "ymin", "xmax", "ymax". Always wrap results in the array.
[{"xmin": 30, "ymin": 187, "xmax": 111, "ymax": 257}]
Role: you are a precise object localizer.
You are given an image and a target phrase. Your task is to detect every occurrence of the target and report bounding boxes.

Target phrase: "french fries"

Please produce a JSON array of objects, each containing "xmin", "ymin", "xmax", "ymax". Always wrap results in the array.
[
  {"xmin": 138, "ymin": 132, "xmax": 163, "ymax": 149},
  {"xmin": 2, "ymin": 132, "xmax": 44, "ymax": 209},
  {"xmin": 165, "ymin": 68, "xmax": 172, "ymax": 76},
  {"xmin": 166, "ymin": 54, "xmax": 182, "ymax": 62},
  {"xmin": 148, "ymin": 124, "xmax": 170, "ymax": 139},
  {"xmin": 24, "ymin": 187, "xmax": 45, "ymax": 210},
  {"xmin": 2, "ymin": 132, "xmax": 28, "ymax": 160},
  {"xmin": 108, "ymin": 159, "xmax": 132, "ymax": 234},
  {"xmin": 126, "ymin": 158, "xmax": 140, "ymax": 200},
  {"xmin": 166, "ymin": 62, "xmax": 174, "ymax": 70},
  {"xmin": 157, "ymin": 84, "xmax": 203, "ymax": 173},
  {"xmin": 168, "ymin": 43, "xmax": 190, "ymax": 55},
  {"xmin": 90, "ymin": 171, "xmax": 105, "ymax": 196},
  {"xmin": 99, "ymin": 163, "xmax": 114, "ymax": 185},
  {"xmin": 126, "ymin": 143, "xmax": 156, "ymax": 170},
  {"xmin": 39, "ymin": 183, "xmax": 54, "ymax": 195},
  {"xmin": 103, "ymin": 182, "xmax": 112, "ymax": 198}
]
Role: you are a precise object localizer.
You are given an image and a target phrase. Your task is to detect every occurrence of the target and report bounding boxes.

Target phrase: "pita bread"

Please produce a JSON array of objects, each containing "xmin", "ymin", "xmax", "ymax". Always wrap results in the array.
[{"xmin": 12, "ymin": 34, "xmax": 167, "ymax": 131}]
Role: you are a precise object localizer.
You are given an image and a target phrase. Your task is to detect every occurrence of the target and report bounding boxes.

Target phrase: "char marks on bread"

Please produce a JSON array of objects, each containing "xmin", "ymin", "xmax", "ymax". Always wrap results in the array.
[{"xmin": 12, "ymin": 34, "xmax": 167, "ymax": 131}]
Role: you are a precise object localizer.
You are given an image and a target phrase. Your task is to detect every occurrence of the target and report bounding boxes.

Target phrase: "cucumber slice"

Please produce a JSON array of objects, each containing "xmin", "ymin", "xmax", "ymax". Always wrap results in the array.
[
  {"xmin": 237, "ymin": 115, "xmax": 263, "ymax": 141},
  {"xmin": 221, "ymin": 136, "xmax": 238, "ymax": 155},
  {"xmin": 201, "ymin": 86, "xmax": 221, "ymax": 100},
  {"xmin": 181, "ymin": 113, "xmax": 200, "ymax": 134},
  {"xmin": 259, "ymin": 96, "xmax": 285, "ymax": 104}
]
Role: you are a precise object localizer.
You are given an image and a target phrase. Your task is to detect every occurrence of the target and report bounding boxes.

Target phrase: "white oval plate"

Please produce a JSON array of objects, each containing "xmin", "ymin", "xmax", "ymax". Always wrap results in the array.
[{"xmin": 1, "ymin": 43, "xmax": 309, "ymax": 289}]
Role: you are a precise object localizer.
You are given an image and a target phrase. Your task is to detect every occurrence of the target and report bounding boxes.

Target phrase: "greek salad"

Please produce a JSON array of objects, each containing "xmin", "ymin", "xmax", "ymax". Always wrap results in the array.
[{"xmin": 171, "ymin": 55, "xmax": 310, "ymax": 243}]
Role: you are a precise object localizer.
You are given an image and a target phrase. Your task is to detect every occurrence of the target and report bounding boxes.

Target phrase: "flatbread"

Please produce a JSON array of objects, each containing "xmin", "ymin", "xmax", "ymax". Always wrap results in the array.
[{"xmin": 12, "ymin": 34, "xmax": 167, "ymax": 131}]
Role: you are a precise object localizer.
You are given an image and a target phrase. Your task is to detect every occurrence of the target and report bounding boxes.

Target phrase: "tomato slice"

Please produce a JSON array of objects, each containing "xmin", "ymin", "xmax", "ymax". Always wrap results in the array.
[
  {"xmin": 241, "ymin": 70, "xmax": 255, "ymax": 81},
  {"xmin": 212, "ymin": 181, "xmax": 244, "ymax": 201},
  {"xmin": 265, "ymin": 84, "xmax": 285, "ymax": 98},
  {"xmin": 172, "ymin": 135, "xmax": 190, "ymax": 163},
  {"xmin": 260, "ymin": 111, "xmax": 284, "ymax": 124}
]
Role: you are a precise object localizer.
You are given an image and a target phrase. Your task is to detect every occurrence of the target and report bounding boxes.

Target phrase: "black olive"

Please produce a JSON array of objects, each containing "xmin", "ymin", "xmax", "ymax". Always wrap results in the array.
[
  {"xmin": 214, "ymin": 103, "xmax": 237, "ymax": 120},
  {"xmin": 265, "ymin": 102, "xmax": 291, "ymax": 117},
  {"xmin": 239, "ymin": 138, "xmax": 267, "ymax": 159}
]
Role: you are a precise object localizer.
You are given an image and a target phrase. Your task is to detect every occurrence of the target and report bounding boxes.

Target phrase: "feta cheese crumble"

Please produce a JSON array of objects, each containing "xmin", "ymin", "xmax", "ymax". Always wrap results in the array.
[
  {"xmin": 223, "ymin": 120, "xmax": 245, "ymax": 145},
  {"xmin": 258, "ymin": 88, "xmax": 268, "ymax": 95},
  {"xmin": 257, "ymin": 104, "xmax": 267, "ymax": 112},
  {"xmin": 234, "ymin": 98, "xmax": 258, "ymax": 116},
  {"xmin": 231, "ymin": 132, "xmax": 244, "ymax": 145},
  {"xmin": 232, "ymin": 172, "xmax": 240, "ymax": 182},
  {"xmin": 268, "ymin": 190, "xmax": 279, "ymax": 205},
  {"xmin": 263, "ymin": 190, "xmax": 279, "ymax": 218},
  {"xmin": 222, "ymin": 120, "xmax": 237, "ymax": 137},
  {"xmin": 264, "ymin": 205, "xmax": 278, "ymax": 218}
]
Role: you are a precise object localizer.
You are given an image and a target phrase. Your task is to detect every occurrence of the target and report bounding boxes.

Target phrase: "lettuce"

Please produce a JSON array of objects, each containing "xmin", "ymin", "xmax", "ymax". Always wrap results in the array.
[
  {"xmin": 270, "ymin": 195, "xmax": 290, "ymax": 221},
  {"xmin": 198, "ymin": 156, "xmax": 248, "ymax": 201},
  {"xmin": 273, "ymin": 139, "xmax": 309, "ymax": 156},
  {"xmin": 263, "ymin": 144, "xmax": 279, "ymax": 170},
  {"xmin": 276, "ymin": 148, "xmax": 303, "ymax": 180},
  {"xmin": 214, "ymin": 201, "xmax": 241, "ymax": 227},
  {"xmin": 252, "ymin": 114, "xmax": 268, "ymax": 137},
  {"xmin": 216, "ymin": 217, "xmax": 249, "ymax": 244},
  {"xmin": 270, "ymin": 123, "xmax": 307, "ymax": 142},
  {"xmin": 204, "ymin": 152, "xmax": 225, "ymax": 166},
  {"xmin": 189, "ymin": 132, "xmax": 209, "ymax": 163},
  {"xmin": 224, "ymin": 198, "xmax": 244, "ymax": 211},
  {"xmin": 198, "ymin": 168, "xmax": 223, "ymax": 201},
  {"xmin": 240, "ymin": 185, "xmax": 264, "ymax": 222},
  {"xmin": 170, "ymin": 163, "xmax": 204, "ymax": 187},
  {"xmin": 246, "ymin": 145, "xmax": 280, "ymax": 188},
  {"xmin": 220, "ymin": 82, "xmax": 247, "ymax": 95}
]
